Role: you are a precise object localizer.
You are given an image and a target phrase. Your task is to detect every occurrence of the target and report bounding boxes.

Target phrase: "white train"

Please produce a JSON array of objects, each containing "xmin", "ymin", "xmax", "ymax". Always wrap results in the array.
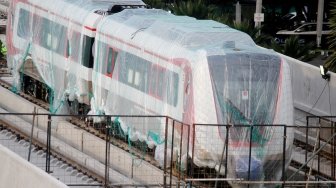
[{"xmin": 7, "ymin": 0, "xmax": 294, "ymax": 185}]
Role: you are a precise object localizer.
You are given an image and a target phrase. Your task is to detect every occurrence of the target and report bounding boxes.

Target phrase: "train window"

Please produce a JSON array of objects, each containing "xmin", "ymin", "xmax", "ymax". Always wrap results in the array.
[
  {"xmin": 127, "ymin": 69, "xmax": 134, "ymax": 83},
  {"xmin": 166, "ymin": 72, "xmax": 179, "ymax": 106},
  {"xmin": 69, "ymin": 31, "xmax": 81, "ymax": 61},
  {"xmin": 149, "ymin": 65, "xmax": 180, "ymax": 106},
  {"xmin": 208, "ymin": 54, "xmax": 280, "ymax": 127},
  {"xmin": 107, "ymin": 48, "xmax": 117, "ymax": 76},
  {"xmin": 41, "ymin": 21, "xmax": 50, "ymax": 47},
  {"xmin": 150, "ymin": 66, "xmax": 168, "ymax": 100},
  {"xmin": 149, "ymin": 70, "xmax": 158, "ymax": 96},
  {"xmin": 117, "ymin": 51, "xmax": 179, "ymax": 106},
  {"xmin": 35, "ymin": 16, "xmax": 67, "ymax": 55},
  {"xmin": 17, "ymin": 9, "xmax": 31, "ymax": 39},
  {"xmin": 66, "ymin": 40, "xmax": 70, "ymax": 58},
  {"xmin": 96, "ymin": 42, "xmax": 117, "ymax": 77},
  {"xmin": 82, "ymin": 36, "xmax": 94, "ymax": 68},
  {"xmin": 157, "ymin": 70, "xmax": 164, "ymax": 98},
  {"xmin": 134, "ymin": 72, "xmax": 140, "ymax": 86},
  {"xmin": 119, "ymin": 52, "xmax": 149, "ymax": 92}
]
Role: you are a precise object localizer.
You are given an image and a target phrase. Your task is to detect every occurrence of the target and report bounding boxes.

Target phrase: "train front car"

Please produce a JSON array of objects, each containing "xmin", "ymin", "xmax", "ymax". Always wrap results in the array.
[
  {"xmin": 92, "ymin": 8, "xmax": 294, "ymax": 186},
  {"xmin": 194, "ymin": 48, "xmax": 294, "ymax": 185}
]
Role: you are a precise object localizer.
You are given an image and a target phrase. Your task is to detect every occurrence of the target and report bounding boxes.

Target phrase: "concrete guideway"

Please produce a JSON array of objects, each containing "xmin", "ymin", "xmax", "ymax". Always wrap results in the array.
[
  {"xmin": 0, "ymin": 106, "xmax": 134, "ymax": 186},
  {"xmin": 0, "ymin": 84, "xmax": 179, "ymax": 187},
  {"xmin": 0, "ymin": 128, "xmax": 102, "ymax": 187},
  {"xmin": 0, "ymin": 144, "xmax": 69, "ymax": 188},
  {"xmin": 278, "ymin": 53, "xmax": 336, "ymax": 126}
]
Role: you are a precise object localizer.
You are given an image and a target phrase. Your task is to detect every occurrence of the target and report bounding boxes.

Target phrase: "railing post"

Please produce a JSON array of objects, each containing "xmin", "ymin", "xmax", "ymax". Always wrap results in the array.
[
  {"xmin": 306, "ymin": 117, "xmax": 309, "ymax": 179},
  {"xmin": 282, "ymin": 125, "xmax": 287, "ymax": 187},
  {"xmin": 215, "ymin": 125, "xmax": 229, "ymax": 188},
  {"xmin": 28, "ymin": 107, "xmax": 37, "ymax": 161},
  {"xmin": 190, "ymin": 124, "xmax": 196, "ymax": 187},
  {"xmin": 46, "ymin": 114, "xmax": 51, "ymax": 173},
  {"xmin": 318, "ymin": 118, "xmax": 321, "ymax": 180},
  {"xmin": 248, "ymin": 125, "xmax": 253, "ymax": 187},
  {"xmin": 178, "ymin": 123, "xmax": 184, "ymax": 187},
  {"xmin": 163, "ymin": 117, "xmax": 169, "ymax": 186},
  {"xmin": 170, "ymin": 120, "xmax": 175, "ymax": 187},
  {"xmin": 333, "ymin": 121, "xmax": 336, "ymax": 180},
  {"xmin": 225, "ymin": 125, "xmax": 229, "ymax": 178},
  {"xmin": 186, "ymin": 124, "xmax": 190, "ymax": 185},
  {"xmin": 105, "ymin": 116, "xmax": 111, "ymax": 188}
]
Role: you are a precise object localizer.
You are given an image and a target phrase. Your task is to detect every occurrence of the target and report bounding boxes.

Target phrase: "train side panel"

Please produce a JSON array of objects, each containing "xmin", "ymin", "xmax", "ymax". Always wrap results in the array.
[{"xmin": 6, "ymin": 0, "xmax": 116, "ymax": 112}]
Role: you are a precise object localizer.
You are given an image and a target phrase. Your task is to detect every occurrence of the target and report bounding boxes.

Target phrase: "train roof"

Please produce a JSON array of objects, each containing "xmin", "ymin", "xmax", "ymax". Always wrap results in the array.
[
  {"xmin": 30, "ymin": 0, "xmax": 146, "ymax": 10},
  {"xmin": 98, "ymin": 8, "xmax": 267, "ymax": 57},
  {"xmin": 28, "ymin": 0, "xmax": 146, "ymax": 24}
]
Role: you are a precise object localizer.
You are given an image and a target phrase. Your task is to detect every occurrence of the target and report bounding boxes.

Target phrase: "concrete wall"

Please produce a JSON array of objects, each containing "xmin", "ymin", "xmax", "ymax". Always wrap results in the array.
[
  {"xmin": 0, "ymin": 144, "xmax": 68, "ymax": 188},
  {"xmin": 279, "ymin": 54, "xmax": 336, "ymax": 126}
]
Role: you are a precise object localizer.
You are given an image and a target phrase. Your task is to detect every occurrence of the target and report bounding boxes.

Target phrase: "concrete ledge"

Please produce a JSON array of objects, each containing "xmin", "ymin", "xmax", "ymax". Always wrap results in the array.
[
  {"xmin": 0, "ymin": 144, "xmax": 68, "ymax": 188},
  {"xmin": 278, "ymin": 53, "xmax": 336, "ymax": 118}
]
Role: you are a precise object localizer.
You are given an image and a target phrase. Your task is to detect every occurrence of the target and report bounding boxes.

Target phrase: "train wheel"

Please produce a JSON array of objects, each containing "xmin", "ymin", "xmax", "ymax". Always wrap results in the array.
[
  {"xmin": 21, "ymin": 74, "xmax": 36, "ymax": 97},
  {"xmin": 68, "ymin": 99, "xmax": 79, "ymax": 115}
]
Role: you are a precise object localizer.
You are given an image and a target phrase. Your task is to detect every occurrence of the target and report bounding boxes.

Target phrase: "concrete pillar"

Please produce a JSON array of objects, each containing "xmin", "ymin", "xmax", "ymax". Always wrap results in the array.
[
  {"xmin": 316, "ymin": 0, "xmax": 324, "ymax": 47},
  {"xmin": 255, "ymin": 0, "xmax": 262, "ymax": 28},
  {"xmin": 235, "ymin": 1, "xmax": 241, "ymax": 24}
]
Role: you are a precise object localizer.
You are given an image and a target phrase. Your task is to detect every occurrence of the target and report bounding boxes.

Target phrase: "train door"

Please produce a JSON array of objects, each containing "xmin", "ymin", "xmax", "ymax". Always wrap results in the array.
[
  {"xmin": 171, "ymin": 58, "xmax": 193, "ymax": 125},
  {"xmin": 72, "ymin": 34, "xmax": 95, "ymax": 108},
  {"xmin": 82, "ymin": 35, "xmax": 94, "ymax": 69}
]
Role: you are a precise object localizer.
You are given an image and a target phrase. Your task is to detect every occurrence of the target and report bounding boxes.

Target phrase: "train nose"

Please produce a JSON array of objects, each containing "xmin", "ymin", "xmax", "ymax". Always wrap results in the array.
[{"xmin": 235, "ymin": 156, "xmax": 263, "ymax": 180}]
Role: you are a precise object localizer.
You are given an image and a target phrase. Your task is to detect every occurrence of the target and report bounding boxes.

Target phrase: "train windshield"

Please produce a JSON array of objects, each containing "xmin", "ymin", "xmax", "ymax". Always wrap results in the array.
[{"xmin": 208, "ymin": 54, "xmax": 281, "ymax": 143}]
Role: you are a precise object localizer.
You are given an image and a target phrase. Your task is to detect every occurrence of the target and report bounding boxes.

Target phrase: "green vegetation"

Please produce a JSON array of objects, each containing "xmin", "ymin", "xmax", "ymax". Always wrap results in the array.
[
  {"xmin": 143, "ymin": 0, "xmax": 166, "ymax": 9},
  {"xmin": 325, "ymin": 1, "xmax": 336, "ymax": 72},
  {"xmin": 0, "ymin": 40, "xmax": 6, "ymax": 59},
  {"xmin": 271, "ymin": 36, "xmax": 316, "ymax": 61},
  {"xmin": 231, "ymin": 21, "xmax": 273, "ymax": 47},
  {"xmin": 169, "ymin": 0, "xmax": 209, "ymax": 19},
  {"xmin": 144, "ymin": 0, "xmax": 319, "ymax": 62}
]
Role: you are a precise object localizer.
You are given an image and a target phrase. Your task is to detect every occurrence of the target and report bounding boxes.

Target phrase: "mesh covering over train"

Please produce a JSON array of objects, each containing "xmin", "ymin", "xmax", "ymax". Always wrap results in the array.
[{"xmin": 7, "ymin": 0, "xmax": 294, "ymax": 186}]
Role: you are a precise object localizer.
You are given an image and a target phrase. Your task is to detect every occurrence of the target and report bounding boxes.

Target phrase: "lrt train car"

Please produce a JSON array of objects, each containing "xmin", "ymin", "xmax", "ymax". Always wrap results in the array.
[{"xmin": 7, "ymin": 0, "xmax": 294, "ymax": 185}]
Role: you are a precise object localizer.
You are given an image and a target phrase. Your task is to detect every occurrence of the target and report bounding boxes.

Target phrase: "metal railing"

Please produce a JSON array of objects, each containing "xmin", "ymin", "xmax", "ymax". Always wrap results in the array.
[
  {"xmin": 0, "ymin": 112, "xmax": 191, "ymax": 187},
  {"xmin": 1, "ymin": 112, "xmax": 336, "ymax": 187},
  {"xmin": 188, "ymin": 124, "xmax": 288, "ymax": 188}
]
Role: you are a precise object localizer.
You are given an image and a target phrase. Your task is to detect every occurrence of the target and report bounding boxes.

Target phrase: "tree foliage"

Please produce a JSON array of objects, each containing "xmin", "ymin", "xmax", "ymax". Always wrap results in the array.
[
  {"xmin": 271, "ymin": 36, "xmax": 316, "ymax": 61},
  {"xmin": 168, "ymin": 0, "xmax": 209, "ymax": 19},
  {"xmin": 325, "ymin": 1, "xmax": 336, "ymax": 72},
  {"xmin": 143, "ymin": 0, "xmax": 166, "ymax": 9},
  {"xmin": 143, "ymin": 0, "xmax": 318, "ymax": 62},
  {"xmin": 231, "ymin": 21, "xmax": 273, "ymax": 47}
]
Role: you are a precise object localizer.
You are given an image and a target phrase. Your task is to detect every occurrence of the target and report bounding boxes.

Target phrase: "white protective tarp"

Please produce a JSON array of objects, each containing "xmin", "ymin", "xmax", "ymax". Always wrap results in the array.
[
  {"xmin": 7, "ymin": 0, "xmax": 145, "ymax": 113},
  {"xmin": 7, "ymin": 0, "xmax": 294, "ymax": 184},
  {"xmin": 92, "ymin": 8, "xmax": 294, "ymax": 182}
]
